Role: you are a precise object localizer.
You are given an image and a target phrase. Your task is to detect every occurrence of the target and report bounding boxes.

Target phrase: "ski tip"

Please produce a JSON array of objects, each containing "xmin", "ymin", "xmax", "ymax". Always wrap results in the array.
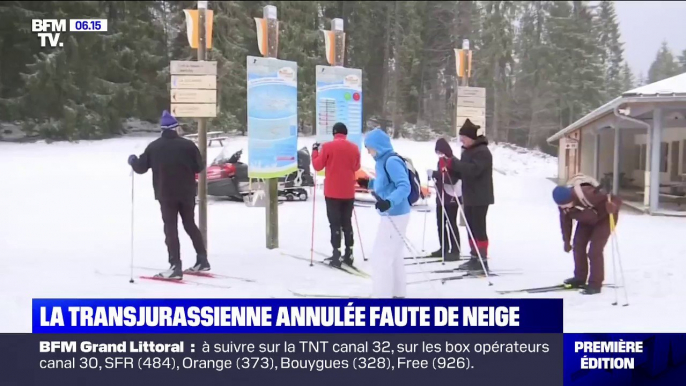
[{"xmin": 184, "ymin": 271, "xmax": 214, "ymax": 278}]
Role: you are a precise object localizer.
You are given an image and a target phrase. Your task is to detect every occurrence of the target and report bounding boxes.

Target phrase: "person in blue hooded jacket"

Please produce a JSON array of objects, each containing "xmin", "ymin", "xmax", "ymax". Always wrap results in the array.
[{"xmin": 356, "ymin": 128, "xmax": 411, "ymax": 298}]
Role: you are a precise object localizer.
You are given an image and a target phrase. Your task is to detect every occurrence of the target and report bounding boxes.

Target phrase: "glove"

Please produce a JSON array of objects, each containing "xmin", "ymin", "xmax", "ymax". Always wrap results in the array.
[
  {"xmin": 357, "ymin": 178, "xmax": 369, "ymax": 189},
  {"xmin": 427, "ymin": 169, "xmax": 435, "ymax": 181},
  {"xmin": 375, "ymin": 199, "xmax": 391, "ymax": 213},
  {"xmin": 312, "ymin": 142, "xmax": 321, "ymax": 152},
  {"xmin": 128, "ymin": 155, "xmax": 137, "ymax": 166},
  {"xmin": 564, "ymin": 243, "xmax": 572, "ymax": 253}
]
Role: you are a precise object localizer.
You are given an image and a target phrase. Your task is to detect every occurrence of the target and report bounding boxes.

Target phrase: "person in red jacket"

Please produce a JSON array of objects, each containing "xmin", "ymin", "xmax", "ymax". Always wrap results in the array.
[{"xmin": 312, "ymin": 122, "xmax": 361, "ymax": 268}]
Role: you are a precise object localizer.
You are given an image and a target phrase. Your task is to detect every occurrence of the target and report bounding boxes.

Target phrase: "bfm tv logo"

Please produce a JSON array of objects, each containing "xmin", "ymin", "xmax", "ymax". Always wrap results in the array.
[{"xmin": 32, "ymin": 19, "xmax": 66, "ymax": 48}]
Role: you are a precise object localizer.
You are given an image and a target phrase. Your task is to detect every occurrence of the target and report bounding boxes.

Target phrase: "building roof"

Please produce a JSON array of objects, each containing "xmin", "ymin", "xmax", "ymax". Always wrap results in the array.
[
  {"xmin": 623, "ymin": 72, "xmax": 686, "ymax": 97},
  {"xmin": 547, "ymin": 72, "xmax": 686, "ymax": 143}
]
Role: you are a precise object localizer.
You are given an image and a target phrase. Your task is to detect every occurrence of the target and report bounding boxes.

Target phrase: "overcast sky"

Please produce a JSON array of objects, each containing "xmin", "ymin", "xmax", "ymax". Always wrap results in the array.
[{"xmin": 615, "ymin": 1, "xmax": 686, "ymax": 78}]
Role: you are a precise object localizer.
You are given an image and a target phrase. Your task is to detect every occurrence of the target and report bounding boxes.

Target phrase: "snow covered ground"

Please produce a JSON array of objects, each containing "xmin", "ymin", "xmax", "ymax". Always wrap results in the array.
[{"xmin": 1, "ymin": 134, "xmax": 685, "ymax": 333}]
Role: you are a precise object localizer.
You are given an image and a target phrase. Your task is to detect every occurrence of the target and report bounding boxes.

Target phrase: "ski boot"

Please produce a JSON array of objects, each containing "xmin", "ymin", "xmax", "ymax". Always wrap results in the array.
[
  {"xmin": 444, "ymin": 250, "xmax": 461, "ymax": 262},
  {"xmin": 329, "ymin": 249, "xmax": 343, "ymax": 268},
  {"xmin": 458, "ymin": 257, "xmax": 479, "ymax": 271},
  {"xmin": 563, "ymin": 277, "xmax": 586, "ymax": 289},
  {"xmin": 468, "ymin": 259, "xmax": 489, "ymax": 275},
  {"xmin": 185, "ymin": 255, "xmax": 211, "ymax": 273},
  {"xmin": 429, "ymin": 249, "xmax": 444, "ymax": 258},
  {"xmin": 581, "ymin": 286, "xmax": 601, "ymax": 295},
  {"xmin": 342, "ymin": 248, "xmax": 354, "ymax": 267},
  {"xmin": 154, "ymin": 263, "xmax": 183, "ymax": 280}
]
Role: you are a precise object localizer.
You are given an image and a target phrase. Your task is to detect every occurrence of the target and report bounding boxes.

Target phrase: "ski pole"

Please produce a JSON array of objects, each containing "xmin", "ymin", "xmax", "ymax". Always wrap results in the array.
[
  {"xmin": 441, "ymin": 173, "xmax": 446, "ymax": 265},
  {"xmin": 129, "ymin": 170, "xmax": 135, "ymax": 284},
  {"xmin": 455, "ymin": 199, "xmax": 493, "ymax": 286},
  {"xmin": 609, "ymin": 208, "xmax": 628, "ymax": 306},
  {"xmin": 309, "ymin": 172, "xmax": 317, "ymax": 267},
  {"xmin": 421, "ymin": 195, "xmax": 428, "ymax": 252},
  {"xmin": 608, "ymin": 196, "xmax": 619, "ymax": 306},
  {"xmin": 386, "ymin": 214, "xmax": 442, "ymax": 294},
  {"xmin": 369, "ymin": 191, "xmax": 441, "ymax": 294},
  {"xmin": 433, "ymin": 177, "xmax": 462, "ymax": 256},
  {"xmin": 352, "ymin": 207, "xmax": 367, "ymax": 261}
]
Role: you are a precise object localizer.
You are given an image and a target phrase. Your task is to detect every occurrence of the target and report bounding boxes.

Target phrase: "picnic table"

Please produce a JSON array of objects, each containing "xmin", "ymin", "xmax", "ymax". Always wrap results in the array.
[{"xmin": 184, "ymin": 131, "xmax": 228, "ymax": 147}]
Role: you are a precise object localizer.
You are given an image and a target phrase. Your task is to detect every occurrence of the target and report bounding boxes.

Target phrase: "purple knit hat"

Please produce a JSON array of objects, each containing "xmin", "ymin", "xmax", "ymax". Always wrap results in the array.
[{"xmin": 160, "ymin": 110, "xmax": 179, "ymax": 130}]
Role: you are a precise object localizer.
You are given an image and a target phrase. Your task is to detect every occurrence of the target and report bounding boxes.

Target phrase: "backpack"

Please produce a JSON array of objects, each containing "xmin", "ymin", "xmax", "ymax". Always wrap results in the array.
[
  {"xmin": 566, "ymin": 174, "xmax": 602, "ymax": 208},
  {"xmin": 384, "ymin": 153, "xmax": 423, "ymax": 205}
]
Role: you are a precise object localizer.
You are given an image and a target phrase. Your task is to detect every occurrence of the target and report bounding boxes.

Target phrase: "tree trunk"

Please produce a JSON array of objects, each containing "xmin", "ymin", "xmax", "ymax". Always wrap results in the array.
[
  {"xmin": 380, "ymin": 2, "xmax": 393, "ymax": 131},
  {"xmin": 492, "ymin": 60, "xmax": 500, "ymax": 142},
  {"xmin": 392, "ymin": 1, "xmax": 403, "ymax": 138}
]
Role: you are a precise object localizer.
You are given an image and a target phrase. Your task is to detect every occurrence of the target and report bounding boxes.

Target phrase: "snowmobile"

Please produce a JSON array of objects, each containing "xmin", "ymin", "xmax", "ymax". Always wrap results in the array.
[{"xmin": 198, "ymin": 147, "xmax": 315, "ymax": 202}]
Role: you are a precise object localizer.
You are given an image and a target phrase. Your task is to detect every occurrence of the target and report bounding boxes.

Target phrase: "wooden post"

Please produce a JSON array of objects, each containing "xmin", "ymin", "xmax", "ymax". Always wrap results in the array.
[
  {"xmin": 332, "ymin": 18, "xmax": 345, "ymax": 67},
  {"xmin": 197, "ymin": 1, "xmax": 209, "ymax": 250},
  {"xmin": 264, "ymin": 5, "xmax": 279, "ymax": 249}
]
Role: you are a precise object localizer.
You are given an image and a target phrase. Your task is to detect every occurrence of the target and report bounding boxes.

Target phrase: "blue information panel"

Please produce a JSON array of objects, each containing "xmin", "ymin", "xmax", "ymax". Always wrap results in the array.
[
  {"xmin": 246, "ymin": 56, "xmax": 298, "ymax": 178},
  {"xmin": 315, "ymin": 66, "xmax": 363, "ymax": 149}
]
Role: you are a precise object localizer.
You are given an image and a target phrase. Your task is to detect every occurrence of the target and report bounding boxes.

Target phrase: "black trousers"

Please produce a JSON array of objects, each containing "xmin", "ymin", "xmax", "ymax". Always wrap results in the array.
[
  {"xmin": 464, "ymin": 205, "xmax": 489, "ymax": 258},
  {"xmin": 436, "ymin": 201, "xmax": 460, "ymax": 253},
  {"xmin": 160, "ymin": 200, "xmax": 207, "ymax": 266},
  {"xmin": 325, "ymin": 198, "xmax": 355, "ymax": 253}
]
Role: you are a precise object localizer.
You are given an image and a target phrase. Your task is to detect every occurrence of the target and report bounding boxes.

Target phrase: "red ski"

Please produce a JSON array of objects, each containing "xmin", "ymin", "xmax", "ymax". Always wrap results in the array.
[{"xmin": 139, "ymin": 276, "xmax": 187, "ymax": 284}]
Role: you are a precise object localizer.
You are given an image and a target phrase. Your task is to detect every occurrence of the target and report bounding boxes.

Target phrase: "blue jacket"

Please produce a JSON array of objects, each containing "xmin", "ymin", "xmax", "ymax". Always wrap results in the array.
[{"xmin": 364, "ymin": 129, "xmax": 411, "ymax": 217}]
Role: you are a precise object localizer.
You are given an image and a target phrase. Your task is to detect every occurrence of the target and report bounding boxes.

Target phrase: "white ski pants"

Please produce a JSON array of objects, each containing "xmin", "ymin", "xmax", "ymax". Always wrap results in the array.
[{"xmin": 371, "ymin": 214, "xmax": 410, "ymax": 298}]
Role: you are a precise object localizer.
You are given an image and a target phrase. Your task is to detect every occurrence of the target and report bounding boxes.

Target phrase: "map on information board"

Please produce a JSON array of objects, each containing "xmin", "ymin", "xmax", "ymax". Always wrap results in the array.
[{"xmin": 246, "ymin": 56, "xmax": 298, "ymax": 178}]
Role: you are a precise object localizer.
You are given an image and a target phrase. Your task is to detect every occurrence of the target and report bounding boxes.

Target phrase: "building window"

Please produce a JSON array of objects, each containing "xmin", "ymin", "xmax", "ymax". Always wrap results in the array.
[
  {"xmin": 660, "ymin": 142, "xmax": 669, "ymax": 173},
  {"xmin": 640, "ymin": 144, "xmax": 647, "ymax": 171}
]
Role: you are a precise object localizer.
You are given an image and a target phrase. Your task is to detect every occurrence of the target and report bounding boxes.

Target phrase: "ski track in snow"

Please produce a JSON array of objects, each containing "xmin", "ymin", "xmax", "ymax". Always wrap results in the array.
[{"xmin": 1, "ymin": 136, "xmax": 684, "ymax": 333}]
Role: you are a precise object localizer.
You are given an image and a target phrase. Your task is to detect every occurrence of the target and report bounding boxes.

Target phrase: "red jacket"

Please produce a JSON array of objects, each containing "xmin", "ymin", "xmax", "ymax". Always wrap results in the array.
[{"xmin": 312, "ymin": 134, "xmax": 361, "ymax": 199}]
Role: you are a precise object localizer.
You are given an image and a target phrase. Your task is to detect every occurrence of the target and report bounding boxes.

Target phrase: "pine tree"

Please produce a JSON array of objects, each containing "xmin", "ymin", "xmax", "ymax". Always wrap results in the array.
[
  {"xmin": 478, "ymin": 1, "xmax": 518, "ymax": 142},
  {"xmin": 679, "ymin": 49, "xmax": 686, "ymax": 72},
  {"xmin": 15, "ymin": 1, "xmax": 169, "ymax": 140},
  {"xmin": 513, "ymin": 1, "xmax": 558, "ymax": 148},
  {"xmin": 596, "ymin": 0, "xmax": 624, "ymax": 101},
  {"xmin": 546, "ymin": 1, "xmax": 604, "ymax": 128},
  {"xmin": 636, "ymin": 72, "xmax": 646, "ymax": 87},
  {"xmin": 620, "ymin": 62, "xmax": 635, "ymax": 92},
  {"xmin": 0, "ymin": 2, "xmax": 55, "ymax": 119},
  {"xmin": 648, "ymin": 41, "xmax": 680, "ymax": 83}
]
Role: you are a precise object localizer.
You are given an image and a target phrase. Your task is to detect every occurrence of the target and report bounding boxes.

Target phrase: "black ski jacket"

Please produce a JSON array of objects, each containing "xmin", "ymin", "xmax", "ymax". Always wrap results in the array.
[
  {"xmin": 450, "ymin": 137, "xmax": 494, "ymax": 206},
  {"xmin": 131, "ymin": 130, "xmax": 204, "ymax": 202}
]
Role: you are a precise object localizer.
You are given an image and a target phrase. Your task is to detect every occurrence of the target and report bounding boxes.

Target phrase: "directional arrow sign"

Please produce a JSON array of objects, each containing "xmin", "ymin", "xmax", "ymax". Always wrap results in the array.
[
  {"xmin": 171, "ymin": 89, "xmax": 217, "ymax": 103},
  {"xmin": 171, "ymin": 75, "xmax": 216, "ymax": 89},
  {"xmin": 170, "ymin": 61, "xmax": 217, "ymax": 75},
  {"xmin": 457, "ymin": 86, "xmax": 486, "ymax": 98},
  {"xmin": 456, "ymin": 106, "xmax": 485, "ymax": 117},
  {"xmin": 456, "ymin": 95, "xmax": 486, "ymax": 109},
  {"xmin": 171, "ymin": 103, "xmax": 217, "ymax": 118}
]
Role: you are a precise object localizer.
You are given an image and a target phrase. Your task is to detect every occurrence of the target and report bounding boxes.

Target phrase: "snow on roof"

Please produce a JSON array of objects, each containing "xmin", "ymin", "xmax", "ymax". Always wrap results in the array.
[
  {"xmin": 547, "ymin": 72, "xmax": 686, "ymax": 143},
  {"xmin": 623, "ymin": 72, "xmax": 686, "ymax": 97}
]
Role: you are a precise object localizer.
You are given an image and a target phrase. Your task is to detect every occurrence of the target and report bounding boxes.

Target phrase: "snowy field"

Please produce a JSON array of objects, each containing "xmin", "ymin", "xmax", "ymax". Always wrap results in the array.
[{"xmin": 1, "ymin": 134, "xmax": 685, "ymax": 333}]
